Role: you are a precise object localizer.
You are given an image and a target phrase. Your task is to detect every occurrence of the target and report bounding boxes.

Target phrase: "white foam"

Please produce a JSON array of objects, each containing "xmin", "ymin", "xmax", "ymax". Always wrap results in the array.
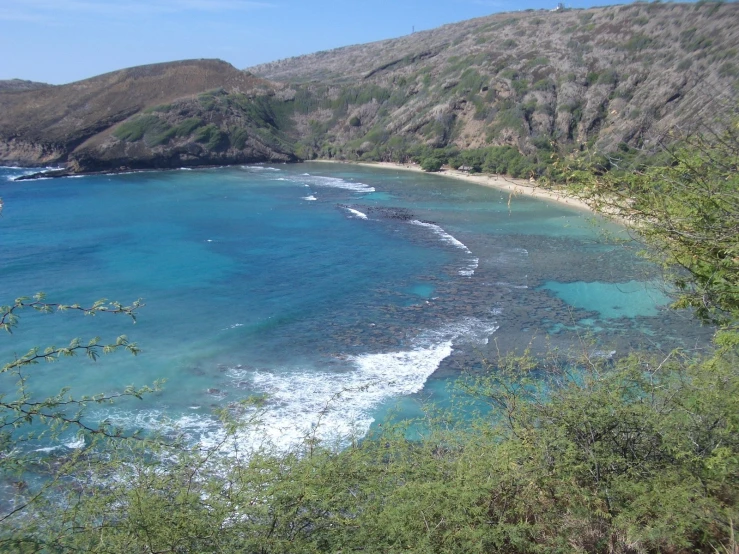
[
  {"xmin": 418, "ymin": 316, "xmax": 499, "ymax": 348},
  {"xmin": 297, "ymin": 175, "xmax": 375, "ymax": 193},
  {"xmin": 409, "ymin": 220, "xmax": 471, "ymax": 253},
  {"xmin": 345, "ymin": 207, "xmax": 367, "ymax": 220},
  {"xmin": 65, "ymin": 437, "xmax": 86, "ymax": 449},
  {"xmin": 5, "ymin": 169, "xmax": 42, "ymax": 181},
  {"xmin": 459, "ymin": 257, "xmax": 479, "ymax": 277},
  {"xmin": 97, "ymin": 407, "xmax": 222, "ymax": 439},
  {"xmin": 94, "ymin": 315, "xmax": 500, "ymax": 456},
  {"xmin": 35, "ymin": 446, "xmax": 61, "ymax": 453},
  {"xmin": 242, "ymin": 165, "xmax": 281, "ymax": 172},
  {"xmin": 409, "ymin": 220, "xmax": 479, "ymax": 276},
  {"xmin": 222, "ymin": 341, "xmax": 453, "ymax": 449},
  {"xmin": 303, "ymin": 195, "xmax": 317, "ymax": 201},
  {"xmin": 211, "ymin": 316, "xmax": 498, "ymax": 451}
]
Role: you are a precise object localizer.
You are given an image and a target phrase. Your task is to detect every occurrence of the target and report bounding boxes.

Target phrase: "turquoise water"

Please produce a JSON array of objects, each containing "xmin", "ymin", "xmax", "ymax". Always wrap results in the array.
[
  {"xmin": 540, "ymin": 280, "xmax": 672, "ymax": 320},
  {"xmin": 0, "ymin": 163, "xmax": 708, "ymax": 452}
]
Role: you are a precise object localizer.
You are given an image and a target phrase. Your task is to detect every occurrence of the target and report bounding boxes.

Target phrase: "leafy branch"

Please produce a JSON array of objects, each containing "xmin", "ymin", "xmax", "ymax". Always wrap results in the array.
[{"xmin": 1, "ymin": 293, "xmax": 143, "ymax": 335}]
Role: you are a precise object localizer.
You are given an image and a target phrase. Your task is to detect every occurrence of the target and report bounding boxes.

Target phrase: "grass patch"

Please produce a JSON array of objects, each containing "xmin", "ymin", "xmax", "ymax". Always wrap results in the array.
[
  {"xmin": 194, "ymin": 124, "xmax": 228, "ymax": 151},
  {"xmin": 114, "ymin": 115, "xmax": 174, "ymax": 146},
  {"xmin": 172, "ymin": 118, "xmax": 203, "ymax": 138}
]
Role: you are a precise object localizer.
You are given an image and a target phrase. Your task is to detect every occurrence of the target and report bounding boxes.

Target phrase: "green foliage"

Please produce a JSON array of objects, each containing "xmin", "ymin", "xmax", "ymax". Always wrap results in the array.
[
  {"xmin": 677, "ymin": 57, "xmax": 693, "ymax": 70},
  {"xmin": 597, "ymin": 68, "xmax": 619, "ymax": 85},
  {"xmin": 112, "ymin": 115, "xmax": 181, "ymax": 147},
  {"xmin": 229, "ymin": 127, "xmax": 249, "ymax": 150},
  {"xmin": 568, "ymin": 120, "xmax": 739, "ymax": 325},
  {"xmin": 532, "ymin": 78, "xmax": 555, "ymax": 92},
  {"xmin": 525, "ymin": 56, "xmax": 549, "ymax": 68},
  {"xmin": 194, "ymin": 124, "xmax": 228, "ymax": 151},
  {"xmin": 624, "ymin": 32, "xmax": 654, "ymax": 51},
  {"xmin": 633, "ymin": 15, "xmax": 649, "ymax": 25},
  {"xmin": 510, "ymin": 78, "xmax": 528, "ymax": 97},
  {"xmin": 420, "ymin": 156, "xmax": 444, "ymax": 172},
  {"xmin": 7, "ymin": 333, "xmax": 737, "ymax": 553},
  {"xmin": 455, "ymin": 68, "xmax": 486, "ymax": 95},
  {"xmin": 0, "ymin": 294, "xmax": 152, "ymax": 540},
  {"xmin": 113, "ymin": 116, "xmax": 165, "ymax": 143},
  {"xmin": 680, "ymin": 27, "xmax": 713, "ymax": 52},
  {"xmin": 172, "ymin": 117, "xmax": 203, "ymax": 138},
  {"xmin": 198, "ymin": 89, "xmax": 226, "ymax": 111},
  {"xmin": 720, "ymin": 62, "xmax": 738, "ymax": 78},
  {"xmin": 495, "ymin": 106, "xmax": 525, "ymax": 132},
  {"xmin": 143, "ymin": 103, "xmax": 173, "ymax": 114}
]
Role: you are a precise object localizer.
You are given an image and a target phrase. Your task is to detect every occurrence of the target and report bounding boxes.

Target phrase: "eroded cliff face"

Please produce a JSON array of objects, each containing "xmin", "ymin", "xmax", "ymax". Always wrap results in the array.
[{"xmin": 0, "ymin": 139, "xmax": 67, "ymax": 167}]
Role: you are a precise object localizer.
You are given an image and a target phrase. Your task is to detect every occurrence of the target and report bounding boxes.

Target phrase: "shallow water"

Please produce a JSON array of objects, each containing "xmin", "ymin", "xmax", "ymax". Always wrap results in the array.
[{"xmin": 0, "ymin": 162, "xmax": 710, "ymax": 453}]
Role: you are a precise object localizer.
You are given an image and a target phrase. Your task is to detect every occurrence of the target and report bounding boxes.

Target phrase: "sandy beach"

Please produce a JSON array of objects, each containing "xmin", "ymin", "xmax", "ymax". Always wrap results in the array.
[{"xmin": 308, "ymin": 159, "xmax": 596, "ymax": 214}]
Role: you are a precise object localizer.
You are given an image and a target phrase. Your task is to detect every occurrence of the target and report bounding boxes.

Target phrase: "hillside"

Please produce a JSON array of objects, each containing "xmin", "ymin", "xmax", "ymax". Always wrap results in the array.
[
  {"xmin": 0, "ymin": 59, "xmax": 296, "ymax": 171},
  {"xmin": 250, "ymin": 2, "xmax": 739, "ymax": 160},
  {"xmin": 1, "ymin": 3, "xmax": 737, "ymax": 175},
  {"xmin": 0, "ymin": 79, "xmax": 51, "ymax": 92}
]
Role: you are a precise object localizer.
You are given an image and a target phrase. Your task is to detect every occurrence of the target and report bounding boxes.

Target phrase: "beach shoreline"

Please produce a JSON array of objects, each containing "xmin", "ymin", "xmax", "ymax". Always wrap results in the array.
[{"xmin": 307, "ymin": 159, "xmax": 596, "ymax": 215}]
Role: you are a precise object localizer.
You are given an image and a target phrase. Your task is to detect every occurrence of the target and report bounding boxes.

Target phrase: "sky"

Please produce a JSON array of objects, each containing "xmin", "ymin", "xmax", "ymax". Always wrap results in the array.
[{"xmin": 3, "ymin": 0, "xmax": 636, "ymax": 85}]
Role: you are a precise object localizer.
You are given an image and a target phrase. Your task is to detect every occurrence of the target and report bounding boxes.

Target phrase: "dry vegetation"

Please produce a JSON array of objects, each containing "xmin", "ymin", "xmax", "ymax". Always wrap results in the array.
[
  {"xmin": 0, "ymin": 3, "xmax": 737, "ymax": 174},
  {"xmin": 251, "ymin": 2, "xmax": 739, "ymax": 158}
]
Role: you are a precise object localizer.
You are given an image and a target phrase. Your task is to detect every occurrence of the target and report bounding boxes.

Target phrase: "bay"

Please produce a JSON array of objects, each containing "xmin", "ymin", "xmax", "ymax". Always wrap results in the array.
[{"xmin": 0, "ymin": 162, "xmax": 709, "ymax": 452}]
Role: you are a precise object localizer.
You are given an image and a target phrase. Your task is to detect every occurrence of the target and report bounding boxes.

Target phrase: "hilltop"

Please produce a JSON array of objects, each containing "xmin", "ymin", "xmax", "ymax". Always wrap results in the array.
[
  {"xmin": 0, "ymin": 79, "xmax": 50, "ymax": 92},
  {"xmin": 1, "ymin": 2, "xmax": 737, "ymax": 175},
  {"xmin": 0, "ymin": 59, "xmax": 296, "ymax": 171}
]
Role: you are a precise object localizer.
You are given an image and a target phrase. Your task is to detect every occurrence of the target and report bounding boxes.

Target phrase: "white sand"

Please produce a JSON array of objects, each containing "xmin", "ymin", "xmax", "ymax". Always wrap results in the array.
[{"xmin": 307, "ymin": 160, "xmax": 595, "ymax": 214}]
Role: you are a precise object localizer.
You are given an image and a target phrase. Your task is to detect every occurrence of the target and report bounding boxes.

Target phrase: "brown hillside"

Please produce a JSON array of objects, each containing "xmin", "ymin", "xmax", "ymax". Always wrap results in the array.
[
  {"xmin": 0, "ymin": 59, "xmax": 293, "ymax": 168},
  {"xmin": 250, "ymin": 2, "xmax": 739, "ymax": 156},
  {"xmin": 0, "ymin": 79, "xmax": 51, "ymax": 92}
]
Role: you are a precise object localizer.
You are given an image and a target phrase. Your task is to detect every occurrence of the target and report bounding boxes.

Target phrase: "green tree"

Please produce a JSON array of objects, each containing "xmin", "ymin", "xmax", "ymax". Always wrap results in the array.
[
  {"xmin": 568, "ymin": 121, "xmax": 739, "ymax": 326},
  {"xmin": 420, "ymin": 157, "xmax": 444, "ymax": 172},
  {"xmin": 0, "ymin": 294, "xmax": 153, "ymax": 543}
]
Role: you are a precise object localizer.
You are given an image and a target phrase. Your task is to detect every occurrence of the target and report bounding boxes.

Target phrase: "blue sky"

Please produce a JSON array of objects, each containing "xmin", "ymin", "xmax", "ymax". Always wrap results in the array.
[{"xmin": 3, "ymin": 0, "xmax": 633, "ymax": 84}]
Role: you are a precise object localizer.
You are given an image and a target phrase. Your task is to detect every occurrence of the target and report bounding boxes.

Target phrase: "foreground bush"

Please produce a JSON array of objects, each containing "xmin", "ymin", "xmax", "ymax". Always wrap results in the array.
[{"xmin": 3, "ymin": 336, "xmax": 736, "ymax": 553}]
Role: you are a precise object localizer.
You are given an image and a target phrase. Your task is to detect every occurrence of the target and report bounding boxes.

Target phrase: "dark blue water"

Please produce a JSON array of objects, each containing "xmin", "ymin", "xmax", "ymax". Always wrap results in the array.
[{"xmin": 0, "ymin": 163, "xmax": 707, "ymax": 451}]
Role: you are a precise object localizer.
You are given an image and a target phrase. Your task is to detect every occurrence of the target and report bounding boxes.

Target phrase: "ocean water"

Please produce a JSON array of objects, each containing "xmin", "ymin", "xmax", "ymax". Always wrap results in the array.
[{"xmin": 0, "ymin": 163, "xmax": 709, "ymax": 453}]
